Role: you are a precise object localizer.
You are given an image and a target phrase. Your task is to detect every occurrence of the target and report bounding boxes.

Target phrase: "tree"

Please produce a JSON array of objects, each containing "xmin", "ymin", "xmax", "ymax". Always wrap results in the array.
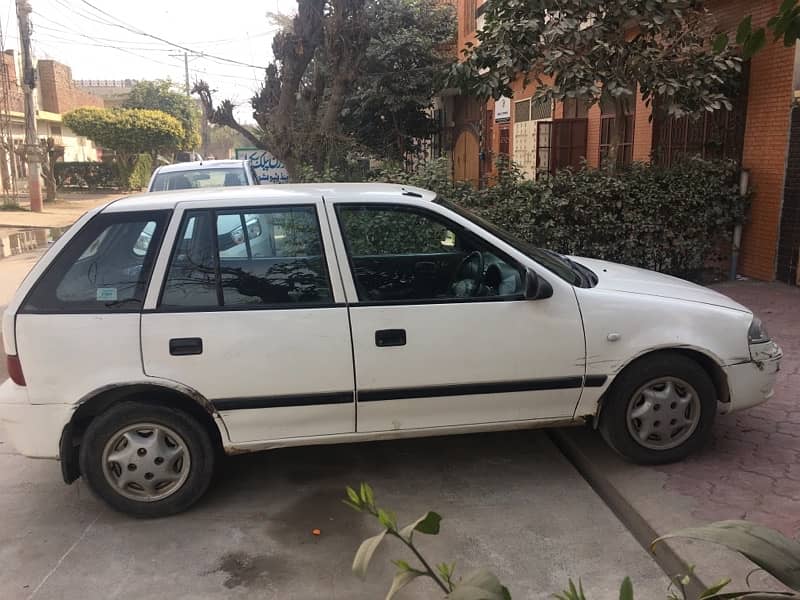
[
  {"xmin": 63, "ymin": 107, "xmax": 184, "ymax": 182},
  {"xmin": 123, "ymin": 80, "xmax": 201, "ymax": 151},
  {"xmin": 449, "ymin": 0, "xmax": 744, "ymax": 169},
  {"xmin": 340, "ymin": 0, "xmax": 454, "ymax": 163},
  {"xmin": 195, "ymin": 0, "xmax": 453, "ymax": 177}
]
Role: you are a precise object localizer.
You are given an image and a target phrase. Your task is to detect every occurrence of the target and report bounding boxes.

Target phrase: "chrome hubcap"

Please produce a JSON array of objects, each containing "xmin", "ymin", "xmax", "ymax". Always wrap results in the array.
[
  {"xmin": 626, "ymin": 377, "xmax": 701, "ymax": 450},
  {"xmin": 102, "ymin": 423, "xmax": 190, "ymax": 502}
]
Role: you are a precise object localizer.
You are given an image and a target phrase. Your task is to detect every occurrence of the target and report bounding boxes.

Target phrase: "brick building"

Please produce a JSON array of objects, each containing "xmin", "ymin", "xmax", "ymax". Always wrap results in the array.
[
  {"xmin": 0, "ymin": 51, "xmax": 104, "ymax": 191},
  {"xmin": 446, "ymin": 0, "xmax": 800, "ymax": 284}
]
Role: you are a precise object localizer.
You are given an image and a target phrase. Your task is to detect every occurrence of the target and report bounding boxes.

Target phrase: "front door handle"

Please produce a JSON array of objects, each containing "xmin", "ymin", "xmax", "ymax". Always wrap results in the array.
[
  {"xmin": 169, "ymin": 337, "xmax": 203, "ymax": 356},
  {"xmin": 375, "ymin": 329, "xmax": 406, "ymax": 347}
]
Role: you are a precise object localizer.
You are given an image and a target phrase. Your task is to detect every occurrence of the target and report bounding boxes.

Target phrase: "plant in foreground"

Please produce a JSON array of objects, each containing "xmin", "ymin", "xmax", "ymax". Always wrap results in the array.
[
  {"xmin": 346, "ymin": 483, "xmax": 800, "ymax": 600},
  {"xmin": 344, "ymin": 483, "xmax": 511, "ymax": 599}
]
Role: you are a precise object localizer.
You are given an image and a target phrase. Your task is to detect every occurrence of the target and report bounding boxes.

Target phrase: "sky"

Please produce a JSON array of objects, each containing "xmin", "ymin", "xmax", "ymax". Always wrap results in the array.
[{"xmin": 1, "ymin": 0, "xmax": 297, "ymax": 122}]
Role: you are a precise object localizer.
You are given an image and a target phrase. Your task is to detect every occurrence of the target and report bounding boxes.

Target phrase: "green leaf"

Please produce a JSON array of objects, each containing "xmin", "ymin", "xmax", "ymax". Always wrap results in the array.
[
  {"xmin": 352, "ymin": 530, "xmax": 387, "ymax": 579},
  {"xmin": 400, "ymin": 511, "xmax": 442, "ymax": 540},
  {"xmin": 377, "ymin": 509, "xmax": 396, "ymax": 530},
  {"xmin": 700, "ymin": 592, "xmax": 796, "ymax": 599},
  {"xmin": 386, "ymin": 569, "xmax": 422, "ymax": 600},
  {"xmin": 712, "ymin": 33, "xmax": 729, "ymax": 53},
  {"xmin": 346, "ymin": 486, "xmax": 360, "ymax": 505},
  {"xmin": 780, "ymin": 0, "xmax": 796, "ymax": 14},
  {"xmin": 448, "ymin": 569, "xmax": 508, "ymax": 600},
  {"xmin": 737, "ymin": 16, "xmax": 753, "ymax": 44},
  {"xmin": 653, "ymin": 520, "xmax": 800, "ymax": 591},
  {"xmin": 619, "ymin": 576, "xmax": 634, "ymax": 600},
  {"xmin": 392, "ymin": 559, "xmax": 412, "ymax": 572},
  {"xmin": 700, "ymin": 578, "xmax": 731, "ymax": 598},
  {"xmin": 743, "ymin": 28, "xmax": 767, "ymax": 58},
  {"xmin": 359, "ymin": 482, "xmax": 375, "ymax": 509}
]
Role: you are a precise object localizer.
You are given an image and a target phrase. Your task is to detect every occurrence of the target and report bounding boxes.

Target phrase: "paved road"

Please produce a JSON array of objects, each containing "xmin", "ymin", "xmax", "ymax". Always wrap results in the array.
[{"xmin": 0, "ymin": 429, "xmax": 667, "ymax": 599}]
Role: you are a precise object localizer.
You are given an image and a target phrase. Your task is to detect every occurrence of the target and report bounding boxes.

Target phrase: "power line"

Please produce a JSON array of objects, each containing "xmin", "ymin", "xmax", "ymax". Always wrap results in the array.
[{"xmin": 67, "ymin": 0, "xmax": 269, "ymax": 70}]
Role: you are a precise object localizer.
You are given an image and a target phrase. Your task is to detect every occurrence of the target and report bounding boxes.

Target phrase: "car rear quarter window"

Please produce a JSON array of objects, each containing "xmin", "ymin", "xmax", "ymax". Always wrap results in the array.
[
  {"xmin": 160, "ymin": 206, "xmax": 333, "ymax": 309},
  {"xmin": 21, "ymin": 211, "xmax": 170, "ymax": 313}
]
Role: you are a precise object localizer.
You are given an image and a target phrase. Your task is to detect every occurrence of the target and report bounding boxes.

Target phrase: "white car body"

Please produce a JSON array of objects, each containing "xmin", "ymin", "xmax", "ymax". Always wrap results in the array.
[
  {"xmin": 147, "ymin": 159, "xmax": 258, "ymax": 192},
  {"xmin": 0, "ymin": 184, "xmax": 781, "ymax": 500}
]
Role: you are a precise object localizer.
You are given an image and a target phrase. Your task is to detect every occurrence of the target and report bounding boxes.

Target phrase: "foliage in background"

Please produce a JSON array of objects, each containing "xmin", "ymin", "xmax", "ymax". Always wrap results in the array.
[
  {"xmin": 340, "ymin": 0, "xmax": 455, "ymax": 163},
  {"xmin": 347, "ymin": 485, "xmax": 800, "ymax": 599},
  {"xmin": 54, "ymin": 155, "xmax": 152, "ymax": 191},
  {"xmin": 303, "ymin": 157, "xmax": 747, "ymax": 281},
  {"xmin": 123, "ymin": 80, "xmax": 201, "ymax": 152},
  {"xmin": 63, "ymin": 107, "xmax": 184, "ymax": 159},
  {"xmin": 123, "ymin": 153, "xmax": 153, "ymax": 191},
  {"xmin": 195, "ymin": 0, "xmax": 454, "ymax": 176},
  {"xmin": 448, "ymin": 0, "xmax": 743, "ymax": 169},
  {"xmin": 54, "ymin": 161, "xmax": 118, "ymax": 189}
]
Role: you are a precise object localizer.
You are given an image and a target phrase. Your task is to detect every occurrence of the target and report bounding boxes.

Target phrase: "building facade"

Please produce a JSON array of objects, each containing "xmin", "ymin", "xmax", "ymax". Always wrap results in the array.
[
  {"xmin": 0, "ymin": 51, "xmax": 104, "ymax": 194},
  {"xmin": 449, "ymin": 0, "xmax": 800, "ymax": 284}
]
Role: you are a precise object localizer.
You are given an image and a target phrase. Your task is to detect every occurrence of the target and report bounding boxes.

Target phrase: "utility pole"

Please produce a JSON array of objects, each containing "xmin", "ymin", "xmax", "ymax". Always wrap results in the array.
[
  {"xmin": 169, "ymin": 51, "xmax": 191, "ymax": 96},
  {"xmin": 15, "ymin": 0, "xmax": 41, "ymax": 212}
]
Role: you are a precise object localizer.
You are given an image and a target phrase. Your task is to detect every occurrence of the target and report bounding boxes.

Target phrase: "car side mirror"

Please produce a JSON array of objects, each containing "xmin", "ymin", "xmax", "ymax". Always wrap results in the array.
[{"xmin": 525, "ymin": 268, "xmax": 553, "ymax": 300}]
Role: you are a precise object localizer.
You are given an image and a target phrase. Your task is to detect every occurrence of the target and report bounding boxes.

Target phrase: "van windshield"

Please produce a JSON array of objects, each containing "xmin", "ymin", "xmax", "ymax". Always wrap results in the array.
[{"xmin": 150, "ymin": 168, "xmax": 247, "ymax": 191}]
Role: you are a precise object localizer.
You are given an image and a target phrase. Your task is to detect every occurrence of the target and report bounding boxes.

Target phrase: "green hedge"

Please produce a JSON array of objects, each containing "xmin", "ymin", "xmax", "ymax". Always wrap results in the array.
[
  {"xmin": 372, "ymin": 158, "xmax": 748, "ymax": 281},
  {"xmin": 54, "ymin": 162, "xmax": 118, "ymax": 189},
  {"xmin": 126, "ymin": 153, "xmax": 153, "ymax": 191}
]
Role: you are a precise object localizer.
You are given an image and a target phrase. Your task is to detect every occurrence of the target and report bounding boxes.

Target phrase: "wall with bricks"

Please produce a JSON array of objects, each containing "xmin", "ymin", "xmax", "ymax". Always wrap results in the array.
[
  {"xmin": 1, "ymin": 51, "xmax": 25, "ymax": 114},
  {"xmin": 450, "ymin": 0, "xmax": 795, "ymax": 281},
  {"xmin": 37, "ymin": 60, "xmax": 104, "ymax": 114},
  {"xmin": 777, "ymin": 106, "xmax": 800, "ymax": 284}
]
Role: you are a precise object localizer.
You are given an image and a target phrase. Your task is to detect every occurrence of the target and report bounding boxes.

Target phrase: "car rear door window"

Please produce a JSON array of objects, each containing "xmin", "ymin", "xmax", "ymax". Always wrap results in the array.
[
  {"xmin": 336, "ymin": 204, "xmax": 524, "ymax": 303},
  {"xmin": 160, "ymin": 206, "xmax": 333, "ymax": 309},
  {"xmin": 21, "ymin": 211, "xmax": 169, "ymax": 313}
]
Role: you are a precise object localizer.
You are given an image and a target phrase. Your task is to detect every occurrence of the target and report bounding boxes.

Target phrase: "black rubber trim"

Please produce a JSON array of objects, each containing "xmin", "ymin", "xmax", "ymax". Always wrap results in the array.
[
  {"xmin": 358, "ymin": 376, "xmax": 586, "ymax": 402},
  {"xmin": 212, "ymin": 391, "xmax": 353, "ymax": 411},
  {"xmin": 211, "ymin": 376, "xmax": 609, "ymax": 410},
  {"xmin": 584, "ymin": 375, "xmax": 608, "ymax": 387}
]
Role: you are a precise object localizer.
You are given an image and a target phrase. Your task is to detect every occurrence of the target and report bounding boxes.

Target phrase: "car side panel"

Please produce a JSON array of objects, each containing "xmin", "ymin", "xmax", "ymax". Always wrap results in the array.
[
  {"xmin": 572, "ymin": 287, "xmax": 753, "ymax": 417},
  {"xmin": 16, "ymin": 313, "xmax": 145, "ymax": 405}
]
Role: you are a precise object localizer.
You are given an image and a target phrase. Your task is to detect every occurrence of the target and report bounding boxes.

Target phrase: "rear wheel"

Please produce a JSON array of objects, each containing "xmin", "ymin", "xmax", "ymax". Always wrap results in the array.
[
  {"xmin": 79, "ymin": 402, "xmax": 216, "ymax": 517},
  {"xmin": 599, "ymin": 353, "xmax": 717, "ymax": 464}
]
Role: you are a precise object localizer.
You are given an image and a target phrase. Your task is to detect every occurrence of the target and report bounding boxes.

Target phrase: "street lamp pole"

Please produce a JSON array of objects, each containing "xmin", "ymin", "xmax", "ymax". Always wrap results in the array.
[{"xmin": 15, "ymin": 0, "xmax": 41, "ymax": 212}]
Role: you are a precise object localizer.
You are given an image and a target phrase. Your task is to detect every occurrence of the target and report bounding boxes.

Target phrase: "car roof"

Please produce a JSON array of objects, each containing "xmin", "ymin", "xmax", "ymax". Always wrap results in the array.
[
  {"xmin": 103, "ymin": 183, "xmax": 437, "ymax": 213},
  {"xmin": 153, "ymin": 159, "xmax": 248, "ymax": 174}
]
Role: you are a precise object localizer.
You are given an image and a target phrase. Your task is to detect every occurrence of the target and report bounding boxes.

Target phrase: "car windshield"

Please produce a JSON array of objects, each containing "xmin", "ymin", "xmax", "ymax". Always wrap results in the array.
[
  {"xmin": 150, "ymin": 168, "xmax": 247, "ymax": 191},
  {"xmin": 434, "ymin": 196, "xmax": 587, "ymax": 286}
]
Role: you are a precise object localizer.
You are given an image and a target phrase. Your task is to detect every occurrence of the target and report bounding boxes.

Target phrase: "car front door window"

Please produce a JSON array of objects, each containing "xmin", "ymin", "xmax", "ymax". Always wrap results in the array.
[{"xmin": 336, "ymin": 204, "xmax": 524, "ymax": 302}]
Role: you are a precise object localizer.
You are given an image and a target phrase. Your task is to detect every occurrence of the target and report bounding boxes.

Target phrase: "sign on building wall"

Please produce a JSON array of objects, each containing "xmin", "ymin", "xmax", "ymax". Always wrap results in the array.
[
  {"xmin": 235, "ymin": 148, "xmax": 289, "ymax": 184},
  {"xmin": 494, "ymin": 96, "xmax": 511, "ymax": 123}
]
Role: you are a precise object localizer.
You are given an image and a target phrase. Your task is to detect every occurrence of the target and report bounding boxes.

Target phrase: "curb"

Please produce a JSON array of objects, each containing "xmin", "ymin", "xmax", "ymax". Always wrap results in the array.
[{"xmin": 549, "ymin": 428, "xmax": 709, "ymax": 598}]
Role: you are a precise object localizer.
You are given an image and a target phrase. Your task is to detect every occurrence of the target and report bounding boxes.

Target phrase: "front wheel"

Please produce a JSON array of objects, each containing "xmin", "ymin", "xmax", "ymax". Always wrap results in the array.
[
  {"xmin": 79, "ymin": 402, "xmax": 216, "ymax": 517},
  {"xmin": 599, "ymin": 353, "xmax": 717, "ymax": 464}
]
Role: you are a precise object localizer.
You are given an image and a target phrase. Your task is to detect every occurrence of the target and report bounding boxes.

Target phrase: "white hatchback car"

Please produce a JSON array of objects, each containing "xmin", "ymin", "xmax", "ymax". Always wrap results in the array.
[
  {"xmin": 0, "ymin": 184, "xmax": 781, "ymax": 516},
  {"xmin": 148, "ymin": 159, "xmax": 259, "ymax": 191}
]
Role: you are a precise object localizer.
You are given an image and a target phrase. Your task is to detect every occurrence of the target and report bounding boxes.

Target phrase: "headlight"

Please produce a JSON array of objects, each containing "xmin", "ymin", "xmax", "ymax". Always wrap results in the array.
[{"xmin": 748, "ymin": 316, "xmax": 770, "ymax": 344}]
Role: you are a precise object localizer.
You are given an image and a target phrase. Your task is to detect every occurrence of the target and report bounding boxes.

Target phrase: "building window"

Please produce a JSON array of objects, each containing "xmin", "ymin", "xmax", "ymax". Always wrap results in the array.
[
  {"xmin": 531, "ymin": 97, "xmax": 553, "ymax": 120},
  {"xmin": 599, "ymin": 96, "xmax": 634, "ymax": 167},
  {"xmin": 537, "ymin": 119, "xmax": 588, "ymax": 176},
  {"xmin": 514, "ymin": 99, "xmax": 530, "ymax": 123},
  {"xmin": 498, "ymin": 125, "xmax": 510, "ymax": 156},
  {"xmin": 50, "ymin": 125, "xmax": 62, "ymax": 137},
  {"xmin": 562, "ymin": 98, "xmax": 589, "ymax": 119}
]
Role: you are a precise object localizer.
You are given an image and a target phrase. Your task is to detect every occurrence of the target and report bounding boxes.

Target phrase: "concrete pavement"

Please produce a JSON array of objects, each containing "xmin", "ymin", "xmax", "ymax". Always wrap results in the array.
[{"xmin": 0, "ymin": 429, "xmax": 669, "ymax": 599}]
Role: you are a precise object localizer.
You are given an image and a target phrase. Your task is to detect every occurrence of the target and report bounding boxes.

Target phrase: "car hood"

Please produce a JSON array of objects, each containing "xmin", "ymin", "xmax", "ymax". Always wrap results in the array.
[{"xmin": 570, "ymin": 257, "xmax": 750, "ymax": 313}]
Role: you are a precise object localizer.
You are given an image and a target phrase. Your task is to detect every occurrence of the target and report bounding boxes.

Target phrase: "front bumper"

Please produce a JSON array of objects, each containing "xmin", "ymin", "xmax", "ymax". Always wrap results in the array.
[
  {"xmin": 721, "ymin": 341, "xmax": 782, "ymax": 414},
  {"xmin": 0, "ymin": 380, "xmax": 72, "ymax": 458}
]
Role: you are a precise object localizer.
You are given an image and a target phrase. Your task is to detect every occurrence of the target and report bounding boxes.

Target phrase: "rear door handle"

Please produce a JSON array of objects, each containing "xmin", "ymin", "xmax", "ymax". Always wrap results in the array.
[
  {"xmin": 169, "ymin": 337, "xmax": 203, "ymax": 356},
  {"xmin": 375, "ymin": 329, "xmax": 406, "ymax": 347}
]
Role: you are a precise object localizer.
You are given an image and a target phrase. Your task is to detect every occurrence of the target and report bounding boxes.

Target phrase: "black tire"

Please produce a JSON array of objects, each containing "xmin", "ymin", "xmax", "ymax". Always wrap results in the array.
[
  {"xmin": 599, "ymin": 352, "xmax": 716, "ymax": 464},
  {"xmin": 79, "ymin": 401, "xmax": 216, "ymax": 517}
]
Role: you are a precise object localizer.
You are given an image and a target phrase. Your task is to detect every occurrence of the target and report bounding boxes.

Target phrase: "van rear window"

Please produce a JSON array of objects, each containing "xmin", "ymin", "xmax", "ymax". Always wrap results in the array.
[{"xmin": 21, "ymin": 211, "xmax": 170, "ymax": 313}]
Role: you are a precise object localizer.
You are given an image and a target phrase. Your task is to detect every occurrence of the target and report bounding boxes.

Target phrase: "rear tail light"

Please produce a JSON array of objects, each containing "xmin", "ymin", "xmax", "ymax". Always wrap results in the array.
[{"xmin": 7, "ymin": 355, "xmax": 26, "ymax": 386}]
